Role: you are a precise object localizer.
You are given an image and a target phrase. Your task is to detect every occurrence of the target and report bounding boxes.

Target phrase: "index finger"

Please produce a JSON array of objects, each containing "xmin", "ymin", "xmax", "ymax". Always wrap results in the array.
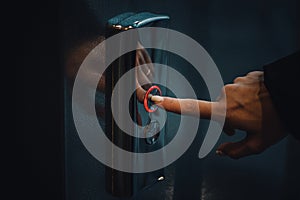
[{"xmin": 150, "ymin": 95, "xmax": 214, "ymax": 119}]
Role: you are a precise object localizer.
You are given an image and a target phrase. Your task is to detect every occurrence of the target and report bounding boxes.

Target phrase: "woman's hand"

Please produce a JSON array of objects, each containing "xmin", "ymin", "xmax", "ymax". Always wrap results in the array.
[{"xmin": 151, "ymin": 71, "xmax": 287, "ymax": 159}]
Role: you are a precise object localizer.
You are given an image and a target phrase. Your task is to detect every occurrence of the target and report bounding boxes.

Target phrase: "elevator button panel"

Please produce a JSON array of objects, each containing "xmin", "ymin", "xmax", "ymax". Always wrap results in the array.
[{"xmin": 105, "ymin": 12, "xmax": 170, "ymax": 198}]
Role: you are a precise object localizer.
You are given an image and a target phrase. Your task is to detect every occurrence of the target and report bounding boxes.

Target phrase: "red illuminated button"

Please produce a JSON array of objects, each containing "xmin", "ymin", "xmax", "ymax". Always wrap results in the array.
[{"xmin": 143, "ymin": 85, "xmax": 162, "ymax": 113}]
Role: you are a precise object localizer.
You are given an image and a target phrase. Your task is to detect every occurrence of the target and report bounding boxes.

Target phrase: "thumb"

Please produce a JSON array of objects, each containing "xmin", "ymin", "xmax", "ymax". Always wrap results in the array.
[{"xmin": 216, "ymin": 138, "xmax": 253, "ymax": 159}]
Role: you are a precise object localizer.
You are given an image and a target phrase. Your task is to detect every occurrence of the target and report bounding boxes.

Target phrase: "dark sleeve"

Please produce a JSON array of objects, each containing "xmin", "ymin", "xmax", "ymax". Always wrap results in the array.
[{"xmin": 263, "ymin": 50, "xmax": 300, "ymax": 140}]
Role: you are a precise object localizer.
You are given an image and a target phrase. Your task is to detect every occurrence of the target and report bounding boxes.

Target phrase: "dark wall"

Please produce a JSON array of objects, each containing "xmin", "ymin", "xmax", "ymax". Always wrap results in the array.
[{"xmin": 22, "ymin": 1, "xmax": 63, "ymax": 200}]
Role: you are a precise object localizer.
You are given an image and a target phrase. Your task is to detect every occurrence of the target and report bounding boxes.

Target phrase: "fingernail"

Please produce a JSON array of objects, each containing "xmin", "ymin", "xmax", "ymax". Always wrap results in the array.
[
  {"xmin": 216, "ymin": 150, "xmax": 225, "ymax": 156},
  {"xmin": 151, "ymin": 95, "xmax": 163, "ymax": 102}
]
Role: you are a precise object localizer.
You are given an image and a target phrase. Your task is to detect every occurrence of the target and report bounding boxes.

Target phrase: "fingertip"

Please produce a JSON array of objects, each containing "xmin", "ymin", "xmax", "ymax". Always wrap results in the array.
[
  {"xmin": 150, "ymin": 95, "xmax": 164, "ymax": 103},
  {"xmin": 216, "ymin": 142, "xmax": 231, "ymax": 157},
  {"xmin": 216, "ymin": 150, "xmax": 226, "ymax": 156}
]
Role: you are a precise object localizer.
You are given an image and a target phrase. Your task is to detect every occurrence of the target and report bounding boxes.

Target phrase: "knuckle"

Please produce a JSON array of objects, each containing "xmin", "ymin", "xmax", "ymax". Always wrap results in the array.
[
  {"xmin": 246, "ymin": 71, "xmax": 256, "ymax": 76},
  {"xmin": 233, "ymin": 77, "xmax": 243, "ymax": 83},
  {"xmin": 247, "ymin": 71, "xmax": 263, "ymax": 76},
  {"xmin": 222, "ymin": 84, "xmax": 238, "ymax": 95},
  {"xmin": 224, "ymin": 84, "xmax": 234, "ymax": 92}
]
